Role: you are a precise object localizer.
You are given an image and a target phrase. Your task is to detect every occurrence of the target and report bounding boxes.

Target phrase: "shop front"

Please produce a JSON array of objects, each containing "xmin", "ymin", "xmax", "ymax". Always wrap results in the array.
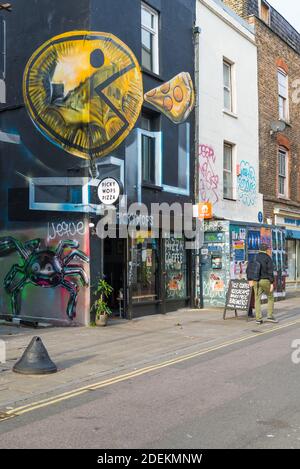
[
  {"xmin": 274, "ymin": 208, "xmax": 300, "ymax": 287},
  {"xmin": 93, "ymin": 213, "xmax": 192, "ymax": 320},
  {"xmin": 199, "ymin": 220, "xmax": 287, "ymax": 308},
  {"xmin": 128, "ymin": 231, "xmax": 191, "ymax": 318}
]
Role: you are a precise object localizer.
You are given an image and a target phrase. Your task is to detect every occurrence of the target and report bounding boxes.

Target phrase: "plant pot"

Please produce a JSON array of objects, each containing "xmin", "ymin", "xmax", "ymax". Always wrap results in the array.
[{"xmin": 95, "ymin": 313, "xmax": 109, "ymax": 327}]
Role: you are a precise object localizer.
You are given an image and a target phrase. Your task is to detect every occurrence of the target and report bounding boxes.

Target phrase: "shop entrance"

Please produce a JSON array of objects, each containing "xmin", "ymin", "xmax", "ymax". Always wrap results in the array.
[{"xmin": 103, "ymin": 238, "xmax": 126, "ymax": 316}]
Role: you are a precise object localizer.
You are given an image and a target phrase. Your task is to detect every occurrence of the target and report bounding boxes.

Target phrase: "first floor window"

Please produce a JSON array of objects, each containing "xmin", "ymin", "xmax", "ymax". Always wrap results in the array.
[
  {"xmin": 278, "ymin": 147, "xmax": 288, "ymax": 197},
  {"xmin": 223, "ymin": 143, "xmax": 234, "ymax": 199},
  {"xmin": 142, "ymin": 134, "xmax": 155, "ymax": 184},
  {"xmin": 141, "ymin": 113, "xmax": 159, "ymax": 185}
]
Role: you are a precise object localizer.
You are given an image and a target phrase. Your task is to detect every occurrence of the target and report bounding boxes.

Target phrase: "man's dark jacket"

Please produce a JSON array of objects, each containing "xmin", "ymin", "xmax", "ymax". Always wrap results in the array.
[{"xmin": 255, "ymin": 252, "xmax": 274, "ymax": 283}]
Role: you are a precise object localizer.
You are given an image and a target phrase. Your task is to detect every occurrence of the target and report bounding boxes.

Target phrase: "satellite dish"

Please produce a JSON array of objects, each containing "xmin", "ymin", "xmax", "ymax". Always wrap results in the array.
[{"xmin": 270, "ymin": 120, "xmax": 286, "ymax": 133}]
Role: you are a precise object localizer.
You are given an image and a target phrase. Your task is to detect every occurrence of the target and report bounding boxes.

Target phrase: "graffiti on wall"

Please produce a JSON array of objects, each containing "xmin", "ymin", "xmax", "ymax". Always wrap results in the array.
[
  {"xmin": 0, "ymin": 237, "xmax": 89, "ymax": 320},
  {"xmin": 23, "ymin": 31, "xmax": 195, "ymax": 160},
  {"xmin": 237, "ymin": 160, "xmax": 257, "ymax": 207},
  {"xmin": 199, "ymin": 144, "xmax": 220, "ymax": 205},
  {"xmin": 47, "ymin": 221, "xmax": 88, "ymax": 241}
]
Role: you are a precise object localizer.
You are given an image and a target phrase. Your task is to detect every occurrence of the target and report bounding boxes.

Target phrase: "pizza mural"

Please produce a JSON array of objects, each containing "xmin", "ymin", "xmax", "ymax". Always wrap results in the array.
[{"xmin": 23, "ymin": 31, "xmax": 195, "ymax": 160}]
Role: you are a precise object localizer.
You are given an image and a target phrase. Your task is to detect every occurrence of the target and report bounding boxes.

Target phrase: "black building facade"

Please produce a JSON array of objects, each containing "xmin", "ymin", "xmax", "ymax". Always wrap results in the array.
[{"xmin": 0, "ymin": 0, "xmax": 196, "ymax": 325}]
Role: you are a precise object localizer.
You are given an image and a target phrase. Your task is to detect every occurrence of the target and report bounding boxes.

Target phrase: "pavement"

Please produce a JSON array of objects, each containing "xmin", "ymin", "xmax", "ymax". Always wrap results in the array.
[{"xmin": 0, "ymin": 293, "xmax": 299, "ymax": 413}]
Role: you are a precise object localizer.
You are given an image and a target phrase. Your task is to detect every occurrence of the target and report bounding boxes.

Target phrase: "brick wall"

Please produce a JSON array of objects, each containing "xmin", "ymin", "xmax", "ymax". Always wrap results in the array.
[
  {"xmin": 223, "ymin": 0, "xmax": 300, "ymax": 223},
  {"xmin": 224, "ymin": 0, "xmax": 300, "ymax": 55},
  {"xmin": 254, "ymin": 18, "xmax": 300, "ymax": 222}
]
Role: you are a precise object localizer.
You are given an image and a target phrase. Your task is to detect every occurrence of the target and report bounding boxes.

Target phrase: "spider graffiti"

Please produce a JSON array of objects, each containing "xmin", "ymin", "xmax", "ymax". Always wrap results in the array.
[{"xmin": 0, "ymin": 237, "xmax": 89, "ymax": 320}]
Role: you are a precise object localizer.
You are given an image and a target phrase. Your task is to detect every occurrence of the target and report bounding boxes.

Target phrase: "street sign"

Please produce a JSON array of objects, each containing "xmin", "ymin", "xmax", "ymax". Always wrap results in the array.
[
  {"xmin": 98, "ymin": 177, "xmax": 122, "ymax": 205},
  {"xmin": 198, "ymin": 202, "xmax": 213, "ymax": 219}
]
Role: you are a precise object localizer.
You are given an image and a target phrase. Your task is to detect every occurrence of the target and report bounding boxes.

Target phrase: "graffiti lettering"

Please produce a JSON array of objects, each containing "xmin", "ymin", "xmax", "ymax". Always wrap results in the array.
[
  {"xmin": 47, "ymin": 222, "xmax": 87, "ymax": 241},
  {"xmin": 199, "ymin": 144, "xmax": 220, "ymax": 205},
  {"xmin": 237, "ymin": 160, "xmax": 257, "ymax": 206}
]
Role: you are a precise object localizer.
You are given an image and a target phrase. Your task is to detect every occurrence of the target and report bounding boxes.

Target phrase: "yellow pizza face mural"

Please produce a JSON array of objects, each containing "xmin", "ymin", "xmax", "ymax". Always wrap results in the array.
[
  {"xmin": 23, "ymin": 31, "xmax": 195, "ymax": 161},
  {"xmin": 23, "ymin": 31, "xmax": 144, "ymax": 160}
]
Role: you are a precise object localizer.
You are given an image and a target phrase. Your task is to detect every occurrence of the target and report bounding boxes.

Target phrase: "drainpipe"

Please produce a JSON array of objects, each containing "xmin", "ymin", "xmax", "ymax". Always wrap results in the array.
[{"xmin": 193, "ymin": 24, "xmax": 203, "ymax": 308}]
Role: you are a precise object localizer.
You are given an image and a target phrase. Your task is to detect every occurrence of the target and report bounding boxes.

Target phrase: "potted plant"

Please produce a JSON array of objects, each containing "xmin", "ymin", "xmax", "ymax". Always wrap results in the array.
[{"xmin": 91, "ymin": 278, "xmax": 113, "ymax": 327}]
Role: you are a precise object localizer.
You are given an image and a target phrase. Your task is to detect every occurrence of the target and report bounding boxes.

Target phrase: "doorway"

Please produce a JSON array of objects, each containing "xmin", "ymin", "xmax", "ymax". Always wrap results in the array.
[{"xmin": 103, "ymin": 238, "xmax": 126, "ymax": 317}]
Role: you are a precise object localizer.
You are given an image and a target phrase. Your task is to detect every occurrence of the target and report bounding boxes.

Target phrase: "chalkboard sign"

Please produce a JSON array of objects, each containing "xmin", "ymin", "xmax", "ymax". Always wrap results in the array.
[{"xmin": 223, "ymin": 280, "xmax": 252, "ymax": 320}]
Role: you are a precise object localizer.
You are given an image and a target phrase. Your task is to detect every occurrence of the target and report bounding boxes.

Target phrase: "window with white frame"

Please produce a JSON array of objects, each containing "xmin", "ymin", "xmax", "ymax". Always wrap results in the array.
[
  {"xmin": 141, "ymin": 2, "xmax": 159, "ymax": 74},
  {"xmin": 278, "ymin": 69, "xmax": 289, "ymax": 121},
  {"xmin": 140, "ymin": 112, "xmax": 161, "ymax": 186},
  {"xmin": 223, "ymin": 60, "xmax": 233, "ymax": 112},
  {"xmin": 259, "ymin": 0, "xmax": 270, "ymax": 25},
  {"xmin": 278, "ymin": 147, "xmax": 288, "ymax": 197},
  {"xmin": 223, "ymin": 143, "xmax": 234, "ymax": 200}
]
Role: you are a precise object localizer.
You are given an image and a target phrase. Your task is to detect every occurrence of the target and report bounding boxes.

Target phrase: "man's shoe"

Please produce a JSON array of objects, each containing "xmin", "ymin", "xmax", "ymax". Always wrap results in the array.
[
  {"xmin": 266, "ymin": 317, "xmax": 278, "ymax": 323},
  {"xmin": 256, "ymin": 320, "xmax": 263, "ymax": 325}
]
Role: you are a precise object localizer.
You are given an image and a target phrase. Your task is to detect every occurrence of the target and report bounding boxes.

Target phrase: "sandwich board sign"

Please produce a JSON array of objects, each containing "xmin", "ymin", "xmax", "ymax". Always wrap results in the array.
[{"xmin": 223, "ymin": 280, "xmax": 252, "ymax": 320}]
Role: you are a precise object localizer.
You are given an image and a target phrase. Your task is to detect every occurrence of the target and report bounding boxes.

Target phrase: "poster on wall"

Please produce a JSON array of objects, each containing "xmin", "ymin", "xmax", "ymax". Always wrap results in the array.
[
  {"xmin": 230, "ymin": 225, "xmax": 247, "ymax": 280},
  {"xmin": 260, "ymin": 227, "xmax": 272, "ymax": 256}
]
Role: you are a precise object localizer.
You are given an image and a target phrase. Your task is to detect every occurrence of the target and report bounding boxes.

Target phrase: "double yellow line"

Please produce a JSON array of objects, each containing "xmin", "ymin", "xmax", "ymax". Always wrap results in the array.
[{"xmin": 1, "ymin": 318, "xmax": 300, "ymax": 422}]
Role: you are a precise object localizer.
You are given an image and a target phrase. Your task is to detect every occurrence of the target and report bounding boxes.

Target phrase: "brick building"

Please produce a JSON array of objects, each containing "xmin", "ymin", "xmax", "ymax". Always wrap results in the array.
[{"xmin": 223, "ymin": 0, "xmax": 300, "ymax": 286}]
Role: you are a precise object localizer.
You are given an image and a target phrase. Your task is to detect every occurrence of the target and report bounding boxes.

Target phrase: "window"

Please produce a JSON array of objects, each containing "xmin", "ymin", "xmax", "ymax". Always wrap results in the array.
[
  {"xmin": 130, "ymin": 234, "xmax": 159, "ymax": 303},
  {"xmin": 223, "ymin": 143, "xmax": 234, "ymax": 200},
  {"xmin": 165, "ymin": 236, "xmax": 187, "ymax": 299},
  {"xmin": 0, "ymin": 17, "xmax": 6, "ymax": 103},
  {"xmin": 141, "ymin": 113, "xmax": 160, "ymax": 185},
  {"xmin": 141, "ymin": 2, "xmax": 159, "ymax": 74},
  {"xmin": 162, "ymin": 122, "xmax": 190, "ymax": 195},
  {"xmin": 278, "ymin": 69, "xmax": 289, "ymax": 121},
  {"xmin": 259, "ymin": 1, "xmax": 270, "ymax": 25},
  {"xmin": 223, "ymin": 60, "xmax": 233, "ymax": 112},
  {"xmin": 278, "ymin": 148, "xmax": 288, "ymax": 197}
]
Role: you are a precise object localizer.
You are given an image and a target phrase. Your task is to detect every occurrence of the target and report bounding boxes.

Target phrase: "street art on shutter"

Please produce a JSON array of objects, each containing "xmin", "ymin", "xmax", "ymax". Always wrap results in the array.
[
  {"xmin": 199, "ymin": 144, "xmax": 220, "ymax": 205},
  {"xmin": 23, "ymin": 31, "xmax": 195, "ymax": 160},
  {"xmin": 237, "ymin": 160, "xmax": 257, "ymax": 207},
  {"xmin": 0, "ymin": 234, "xmax": 89, "ymax": 324}
]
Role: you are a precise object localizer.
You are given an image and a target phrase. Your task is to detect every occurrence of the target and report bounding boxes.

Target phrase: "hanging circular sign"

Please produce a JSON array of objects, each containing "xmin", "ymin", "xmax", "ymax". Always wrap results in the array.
[{"xmin": 97, "ymin": 177, "xmax": 122, "ymax": 205}]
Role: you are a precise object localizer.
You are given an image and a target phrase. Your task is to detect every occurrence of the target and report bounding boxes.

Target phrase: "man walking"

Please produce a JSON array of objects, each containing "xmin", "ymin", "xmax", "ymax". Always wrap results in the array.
[{"xmin": 246, "ymin": 243, "xmax": 278, "ymax": 325}]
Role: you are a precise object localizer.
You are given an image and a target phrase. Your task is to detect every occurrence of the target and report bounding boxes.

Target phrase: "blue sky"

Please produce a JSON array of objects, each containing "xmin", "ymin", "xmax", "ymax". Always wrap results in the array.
[{"xmin": 268, "ymin": 0, "xmax": 300, "ymax": 33}]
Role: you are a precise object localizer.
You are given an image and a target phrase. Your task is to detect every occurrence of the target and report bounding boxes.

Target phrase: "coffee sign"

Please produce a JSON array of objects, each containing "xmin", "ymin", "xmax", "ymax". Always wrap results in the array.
[
  {"xmin": 98, "ymin": 177, "xmax": 122, "ymax": 205},
  {"xmin": 223, "ymin": 280, "xmax": 251, "ymax": 320}
]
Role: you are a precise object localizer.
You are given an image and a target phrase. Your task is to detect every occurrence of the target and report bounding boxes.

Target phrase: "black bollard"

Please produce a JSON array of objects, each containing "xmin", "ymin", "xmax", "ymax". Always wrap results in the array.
[{"xmin": 13, "ymin": 336, "xmax": 57, "ymax": 375}]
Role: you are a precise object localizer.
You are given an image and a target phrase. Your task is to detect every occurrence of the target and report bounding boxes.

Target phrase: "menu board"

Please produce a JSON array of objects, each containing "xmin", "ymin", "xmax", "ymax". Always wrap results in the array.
[{"xmin": 223, "ymin": 280, "xmax": 251, "ymax": 319}]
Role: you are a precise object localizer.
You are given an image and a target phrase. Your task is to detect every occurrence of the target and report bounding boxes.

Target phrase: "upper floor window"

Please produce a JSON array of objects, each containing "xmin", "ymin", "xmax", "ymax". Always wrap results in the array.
[
  {"xmin": 259, "ymin": 0, "xmax": 270, "ymax": 25},
  {"xmin": 278, "ymin": 147, "xmax": 288, "ymax": 197},
  {"xmin": 223, "ymin": 142, "xmax": 235, "ymax": 200},
  {"xmin": 223, "ymin": 60, "xmax": 233, "ymax": 112},
  {"xmin": 278, "ymin": 69, "xmax": 289, "ymax": 122},
  {"xmin": 141, "ymin": 2, "xmax": 159, "ymax": 74},
  {"xmin": 141, "ymin": 112, "xmax": 160, "ymax": 185}
]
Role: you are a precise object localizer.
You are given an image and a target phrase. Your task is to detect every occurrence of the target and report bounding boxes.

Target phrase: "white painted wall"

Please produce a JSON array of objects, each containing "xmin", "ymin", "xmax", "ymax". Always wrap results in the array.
[{"xmin": 196, "ymin": 0, "xmax": 263, "ymax": 223}]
